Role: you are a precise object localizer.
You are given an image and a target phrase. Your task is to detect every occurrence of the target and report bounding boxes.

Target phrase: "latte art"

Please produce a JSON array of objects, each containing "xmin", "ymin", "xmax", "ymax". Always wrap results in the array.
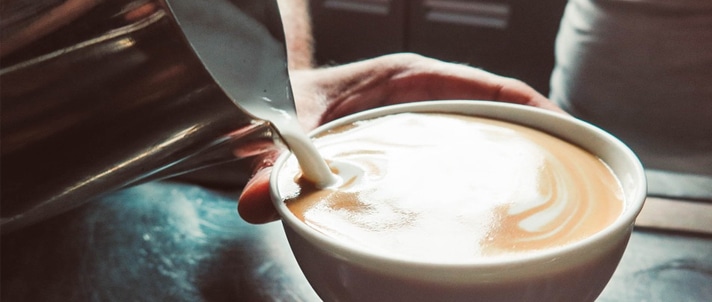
[{"xmin": 278, "ymin": 113, "xmax": 624, "ymax": 262}]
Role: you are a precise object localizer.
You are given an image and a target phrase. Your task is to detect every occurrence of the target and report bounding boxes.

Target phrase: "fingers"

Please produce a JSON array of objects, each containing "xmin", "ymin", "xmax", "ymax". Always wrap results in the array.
[
  {"xmin": 237, "ymin": 149, "xmax": 282, "ymax": 224},
  {"xmin": 482, "ymin": 73, "xmax": 567, "ymax": 114},
  {"xmin": 384, "ymin": 54, "xmax": 566, "ymax": 114},
  {"xmin": 301, "ymin": 53, "xmax": 566, "ymax": 123},
  {"xmin": 238, "ymin": 166, "xmax": 281, "ymax": 224}
]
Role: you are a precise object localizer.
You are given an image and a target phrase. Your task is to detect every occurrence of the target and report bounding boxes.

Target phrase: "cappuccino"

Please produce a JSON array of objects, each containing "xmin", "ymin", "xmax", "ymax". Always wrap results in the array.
[{"xmin": 277, "ymin": 112, "xmax": 624, "ymax": 262}]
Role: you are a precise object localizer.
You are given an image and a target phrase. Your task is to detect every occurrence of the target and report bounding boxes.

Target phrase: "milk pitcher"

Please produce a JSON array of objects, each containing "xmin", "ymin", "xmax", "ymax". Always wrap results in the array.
[{"xmin": 1, "ymin": 0, "xmax": 293, "ymax": 233}]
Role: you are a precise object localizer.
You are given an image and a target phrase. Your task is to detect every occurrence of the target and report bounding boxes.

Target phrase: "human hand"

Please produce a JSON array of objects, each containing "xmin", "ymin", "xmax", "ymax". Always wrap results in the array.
[{"xmin": 237, "ymin": 53, "xmax": 565, "ymax": 224}]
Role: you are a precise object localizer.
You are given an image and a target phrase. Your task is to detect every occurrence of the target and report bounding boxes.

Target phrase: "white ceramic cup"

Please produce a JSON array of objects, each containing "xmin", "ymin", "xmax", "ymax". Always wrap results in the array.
[{"xmin": 270, "ymin": 100, "xmax": 647, "ymax": 302}]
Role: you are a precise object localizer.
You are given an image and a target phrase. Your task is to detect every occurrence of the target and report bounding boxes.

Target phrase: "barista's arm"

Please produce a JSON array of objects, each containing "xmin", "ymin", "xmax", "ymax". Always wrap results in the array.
[{"xmin": 277, "ymin": 0, "xmax": 314, "ymax": 69}]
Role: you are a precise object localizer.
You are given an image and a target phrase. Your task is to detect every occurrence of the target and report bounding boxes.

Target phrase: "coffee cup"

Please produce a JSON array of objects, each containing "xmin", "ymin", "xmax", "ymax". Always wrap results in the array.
[{"xmin": 270, "ymin": 100, "xmax": 646, "ymax": 302}]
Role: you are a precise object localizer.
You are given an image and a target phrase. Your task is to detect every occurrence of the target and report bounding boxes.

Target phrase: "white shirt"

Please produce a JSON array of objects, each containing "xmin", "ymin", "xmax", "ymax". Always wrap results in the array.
[
  {"xmin": 550, "ymin": 0, "xmax": 712, "ymax": 184},
  {"xmin": 550, "ymin": 0, "xmax": 712, "ymax": 194}
]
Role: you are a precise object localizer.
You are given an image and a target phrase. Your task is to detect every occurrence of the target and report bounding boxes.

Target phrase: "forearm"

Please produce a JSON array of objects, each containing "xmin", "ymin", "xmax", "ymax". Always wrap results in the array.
[{"xmin": 276, "ymin": 0, "xmax": 314, "ymax": 70}]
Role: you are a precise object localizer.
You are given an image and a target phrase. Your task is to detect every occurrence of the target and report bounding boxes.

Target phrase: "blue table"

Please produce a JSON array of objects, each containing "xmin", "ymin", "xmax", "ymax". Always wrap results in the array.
[{"xmin": 2, "ymin": 181, "xmax": 710, "ymax": 301}]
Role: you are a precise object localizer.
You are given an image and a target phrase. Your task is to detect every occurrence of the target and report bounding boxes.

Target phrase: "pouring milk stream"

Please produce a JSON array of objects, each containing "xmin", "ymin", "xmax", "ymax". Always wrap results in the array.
[{"xmin": 168, "ymin": 0, "xmax": 338, "ymax": 187}]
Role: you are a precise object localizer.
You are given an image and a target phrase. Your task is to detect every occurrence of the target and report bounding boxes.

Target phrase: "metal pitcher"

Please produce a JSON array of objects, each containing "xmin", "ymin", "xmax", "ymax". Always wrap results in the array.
[{"xmin": 1, "ymin": 0, "xmax": 294, "ymax": 233}]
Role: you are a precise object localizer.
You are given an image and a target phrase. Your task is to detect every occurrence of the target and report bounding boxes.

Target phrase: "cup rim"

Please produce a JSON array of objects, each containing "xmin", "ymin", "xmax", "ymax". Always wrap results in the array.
[{"xmin": 270, "ymin": 100, "xmax": 647, "ymax": 272}]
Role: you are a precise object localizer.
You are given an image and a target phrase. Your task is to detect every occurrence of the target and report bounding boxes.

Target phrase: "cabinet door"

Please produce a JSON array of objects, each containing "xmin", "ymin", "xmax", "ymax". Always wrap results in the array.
[
  {"xmin": 408, "ymin": 0, "xmax": 566, "ymax": 94},
  {"xmin": 309, "ymin": 0, "xmax": 566, "ymax": 94},
  {"xmin": 310, "ymin": 0, "xmax": 406, "ymax": 64},
  {"xmin": 408, "ymin": 0, "xmax": 512, "ymax": 66}
]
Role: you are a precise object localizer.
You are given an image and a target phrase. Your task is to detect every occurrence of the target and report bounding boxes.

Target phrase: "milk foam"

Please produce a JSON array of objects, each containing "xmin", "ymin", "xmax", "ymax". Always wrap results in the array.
[{"xmin": 279, "ymin": 113, "xmax": 625, "ymax": 262}]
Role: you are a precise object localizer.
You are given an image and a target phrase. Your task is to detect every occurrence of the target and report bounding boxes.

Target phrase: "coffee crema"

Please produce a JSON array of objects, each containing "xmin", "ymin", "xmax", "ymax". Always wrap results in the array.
[{"xmin": 277, "ymin": 113, "xmax": 624, "ymax": 262}]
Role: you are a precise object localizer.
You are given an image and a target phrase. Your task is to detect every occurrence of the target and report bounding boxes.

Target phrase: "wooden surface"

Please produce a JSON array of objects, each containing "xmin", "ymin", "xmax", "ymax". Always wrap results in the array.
[{"xmin": 636, "ymin": 197, "xmax": 712, "ymax": 235}]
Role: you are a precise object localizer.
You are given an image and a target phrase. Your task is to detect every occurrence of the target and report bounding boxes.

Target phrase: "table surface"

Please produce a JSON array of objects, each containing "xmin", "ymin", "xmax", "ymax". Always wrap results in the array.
[{"xmin": 2, "ymin": 180, "xmax": 711, "ymax": 302}]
